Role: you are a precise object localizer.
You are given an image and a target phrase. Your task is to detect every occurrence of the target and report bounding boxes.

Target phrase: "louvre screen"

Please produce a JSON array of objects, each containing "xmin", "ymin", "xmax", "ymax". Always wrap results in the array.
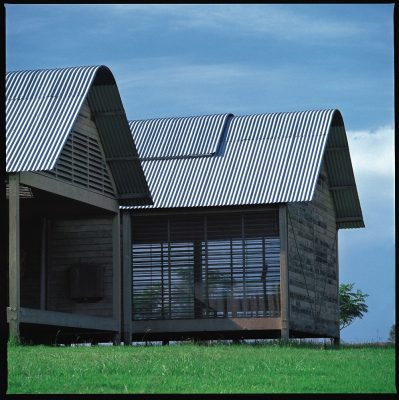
[
  {"xmin": 43, "ymin": 103, "xmax": 116, "ymax": 198},
  {"xmin": 132, "ymin": 210, "xmax": 280, "ymax": 320}
]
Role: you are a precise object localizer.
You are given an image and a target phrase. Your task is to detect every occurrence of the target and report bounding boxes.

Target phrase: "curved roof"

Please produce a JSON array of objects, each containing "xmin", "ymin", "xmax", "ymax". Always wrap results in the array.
[
  {"xmin": 130, "ymin": 113, "xmax": 232, "ymax": 159},
  {"xmin": 127, "ymin": 110, "xmax": 364, "ymax": 229},
  {"xmin": 6, "ymin": 65, "xmax": 151, "ymax": 205}
]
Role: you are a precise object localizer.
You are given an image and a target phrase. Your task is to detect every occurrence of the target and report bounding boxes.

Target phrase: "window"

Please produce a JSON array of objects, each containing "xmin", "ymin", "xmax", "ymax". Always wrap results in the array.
[{"xmin": 132, "ymin": 211, "xmax": 280, "ymax": 320}]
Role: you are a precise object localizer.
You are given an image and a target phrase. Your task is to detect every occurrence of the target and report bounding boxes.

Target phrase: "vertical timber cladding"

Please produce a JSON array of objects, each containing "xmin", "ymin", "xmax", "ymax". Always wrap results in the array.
[
  {"xmin": 287, "ymin": 161, "xmax": 339, "ymax": 338},
  {"xmin": 46, "ymin": 217, "xmax": 114, "ymax": 317},
  {"xmin": 132, "ymin": 209, "xmax": 281, "ymax": 321}
]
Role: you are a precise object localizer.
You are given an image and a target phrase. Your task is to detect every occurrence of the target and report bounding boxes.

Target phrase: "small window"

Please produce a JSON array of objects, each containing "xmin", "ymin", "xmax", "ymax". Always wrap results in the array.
[{"xmin": 69, "ymin": 264, "xmax": 104, "ymax": 302}]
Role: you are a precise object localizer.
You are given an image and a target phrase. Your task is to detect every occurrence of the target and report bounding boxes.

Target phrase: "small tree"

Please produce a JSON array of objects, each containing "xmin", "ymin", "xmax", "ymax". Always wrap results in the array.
[
  {"xmin": 388, "ymin": 324, "xmax": 395, "ymax": 344},
  {"xmin": 339, "ymin": 283, "xmax": 369, "ymax": 330}
]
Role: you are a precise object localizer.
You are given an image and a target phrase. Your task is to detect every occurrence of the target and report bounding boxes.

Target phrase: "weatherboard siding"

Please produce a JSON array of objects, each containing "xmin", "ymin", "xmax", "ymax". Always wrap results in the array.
[
  {"xmin": 20, "ymin": 218, "xmax": 42, "ymax": 309},
  {"xmin": 287, "ymin": 161, "xmax": 339, "ymax": 338},
  {"xmin": 46, "ymin": 217, "xmax": 114, "ymax": 317}
]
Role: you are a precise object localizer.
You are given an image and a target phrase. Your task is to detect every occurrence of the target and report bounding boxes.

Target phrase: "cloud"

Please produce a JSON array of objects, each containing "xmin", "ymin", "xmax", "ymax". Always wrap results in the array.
[
  {"xmin": 347, "ymin": 126, "xmax": 394, "ymax": 179},
  {"xmin": 114, "ymin": 59, "xmax": 306, "ymax": 118},
  {"xmin": 345, "ymin": 126, "xmax": 394, "ymax": 243},
  {"xmin": 102, "ymin": 4, "xmax": 369, "ymax": 43},
  {"xmin": 117, "ymin": 60, "xmax": 252, "ymax": 88},
  {"xmin": 335, "ymin": 125, "xmax": 394, "ymax": 344},
  {"xmin": 347, "ymin": 125, "xmax": 394, "ymax": 207}
]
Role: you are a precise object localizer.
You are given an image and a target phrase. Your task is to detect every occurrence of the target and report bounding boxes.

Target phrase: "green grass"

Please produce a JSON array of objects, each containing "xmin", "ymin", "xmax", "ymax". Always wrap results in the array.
[{"xmin": 7, "ymin": 342, "xmax": 396, "ymax": 394}]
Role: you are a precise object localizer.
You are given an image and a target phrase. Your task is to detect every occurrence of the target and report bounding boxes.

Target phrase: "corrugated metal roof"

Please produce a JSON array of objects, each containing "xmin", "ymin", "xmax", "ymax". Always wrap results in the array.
[
  {"xmin": 324, "ymin": 119, "xmax": 364, "ymax": 228},
  {"xmin": 6, "ymin": 65, "xmax": 152, "ymax": 205},
  {"xmin": 7, "ymin": 66, "xmax": 99, "ymax": 172},
  {"xmin": 124, "ymin": 109, "xmax": 364, "ymax": 229},
  {"xmin": 131, "ymin": 114, "xmax": 232, "ymax": 159}
]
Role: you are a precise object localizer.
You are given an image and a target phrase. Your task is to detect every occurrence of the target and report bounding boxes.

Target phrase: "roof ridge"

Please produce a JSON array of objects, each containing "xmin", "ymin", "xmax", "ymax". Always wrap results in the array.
[
  {"xmin": 6, "ymin": 65, "xmax": 102, "ymax": 75},
  {"xmin": 128, "ymin": 108, "xmax": 337, "ymax": 123},
  {"xmin": 129, "ymin": 112, "xmax": 232, "ymax": 123}
]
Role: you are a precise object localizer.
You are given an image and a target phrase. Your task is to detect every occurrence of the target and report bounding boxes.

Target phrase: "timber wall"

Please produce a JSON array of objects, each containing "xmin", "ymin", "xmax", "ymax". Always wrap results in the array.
[
  {"xmin": 287, "ymin": 161, "xmax": 339, "ymax": 338},
  {"xmin": 46, "ymin": 217, "xmax": 114, "ymax": 317},
  {"xmin": 20, "ymin": 217, "xmax": 42, "ymax": 309},
  {"xmin": 43, "ymin": 101, "xmax": 116, "ymax": 318}
]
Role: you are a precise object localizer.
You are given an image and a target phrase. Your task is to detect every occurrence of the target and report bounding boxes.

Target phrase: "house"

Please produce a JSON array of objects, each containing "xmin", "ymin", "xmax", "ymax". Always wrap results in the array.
[
  {"xmin": 122, "ymin": 110, "xmax": 364, "ymax": 344},
  {"xmin": 6, "ymin": 65, "xmax": 151, "ymax": 343},
  {"xmin": 6, "ymin": 64, "xmax": 364, "ymax": 345}
]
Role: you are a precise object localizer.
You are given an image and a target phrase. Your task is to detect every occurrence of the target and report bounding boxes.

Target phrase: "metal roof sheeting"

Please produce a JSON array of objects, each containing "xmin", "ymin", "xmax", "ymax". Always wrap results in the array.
[
  {"xmin": 6, "ymin": 66, "xmax": 100, "ymax": 172},
  {"xmin": 6, "ymin": 65, "xmax": 152, "ymax": 205},
  {"xmin": 130, "ymin": 113, "xmax": 232, "ymax": 159},
  {"xmin": 324, "ymin": 122, "xmax": 364, "ymax": 228},
  {"xmin": 125, "ymin": 110, "xmax": 364, "ymax": 229}
]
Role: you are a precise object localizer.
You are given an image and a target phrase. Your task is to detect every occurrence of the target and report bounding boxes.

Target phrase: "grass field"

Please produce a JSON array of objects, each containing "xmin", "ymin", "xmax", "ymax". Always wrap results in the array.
[{"xmin": 7, "ymin": 341, "xmax": 396, "ymax": 394}]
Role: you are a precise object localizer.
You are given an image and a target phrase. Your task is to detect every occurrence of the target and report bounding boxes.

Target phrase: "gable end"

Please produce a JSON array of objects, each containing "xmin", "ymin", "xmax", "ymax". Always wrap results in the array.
[{"xmin": 43, "ymin": 101, "xmax": 117, "ymax": 198}]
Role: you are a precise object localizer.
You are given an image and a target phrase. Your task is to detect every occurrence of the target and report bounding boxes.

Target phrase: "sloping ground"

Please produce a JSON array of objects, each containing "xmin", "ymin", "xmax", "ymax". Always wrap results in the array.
[{"xmin": 7, "ymin": 343, "xmax": 395, "ymax": 394}]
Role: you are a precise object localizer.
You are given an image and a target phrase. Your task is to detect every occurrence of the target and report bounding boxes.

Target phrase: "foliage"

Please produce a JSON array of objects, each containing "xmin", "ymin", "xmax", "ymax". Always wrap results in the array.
[
  {"xmin": 388, "ymin": 324, "xmax": 395, "ymax": 343},
  {"xmin": 339, "ymin": 283, "xmax": 369, "ymax": 331},
  {"xmin": 7, "ymin": 343, "xmax": 394, "ymax": 394},
  {"xmin": 135, "ymin": 283, "xmax": 168, "ymax": 319}
]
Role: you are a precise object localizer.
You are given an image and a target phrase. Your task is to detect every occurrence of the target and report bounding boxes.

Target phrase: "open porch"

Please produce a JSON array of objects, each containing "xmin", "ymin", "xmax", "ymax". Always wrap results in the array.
[{"xmin": 7, "ymin": 172, "xmax": 121, "ymax": 343}]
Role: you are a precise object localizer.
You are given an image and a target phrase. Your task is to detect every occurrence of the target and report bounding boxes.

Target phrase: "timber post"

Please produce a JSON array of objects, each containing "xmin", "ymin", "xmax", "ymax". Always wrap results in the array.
[
  {"xmin": 112, "ymin": 211, "xmax": 121, "ymax": 344},
  {"xmin": 335, "ymin": 229, "xmax": 340, "ymax": 346},
  {"xmin": 122, "ymin": 211, "xmax": 132, "ymax": 345},
  {"xmin": 279, "ymin": 204, "xmax": 289, "ymax": 341},
  {"xmin": 39, "ymin": 217, "xmax": 47, "ymax": 310},
  {"xmin": 8, "ymin": 173, "xmax": 21, "ymax": 341}
]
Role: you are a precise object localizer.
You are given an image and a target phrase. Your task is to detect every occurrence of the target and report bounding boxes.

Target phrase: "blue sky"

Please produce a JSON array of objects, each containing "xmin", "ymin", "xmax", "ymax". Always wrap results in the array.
[{"xmin": 6, "ymin": 4, "xmax": 395, "ymax": 343}]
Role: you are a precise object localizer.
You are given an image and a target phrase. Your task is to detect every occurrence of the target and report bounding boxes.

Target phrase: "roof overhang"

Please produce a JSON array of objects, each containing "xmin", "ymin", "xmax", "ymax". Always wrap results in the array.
[
  {"xmin": 323, "ymin": 111, "xmax": 364, "ymax": 229},
  {"xmin": 86, "ymin": 67, "xmax": 152, "ymax": 206},
  {"xmin": 6, "ymin": 65, "xmax": 152, "ymax": 206},
  {"xmin": 122, "ymin": 109, "xmax": 364, "ymax": 226}
]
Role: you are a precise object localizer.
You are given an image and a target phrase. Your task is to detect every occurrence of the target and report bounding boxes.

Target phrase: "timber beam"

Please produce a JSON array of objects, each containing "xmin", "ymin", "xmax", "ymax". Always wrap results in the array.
[{"xmin": 19, "ymin": 172, "xmax": 119, "ymax": 213}]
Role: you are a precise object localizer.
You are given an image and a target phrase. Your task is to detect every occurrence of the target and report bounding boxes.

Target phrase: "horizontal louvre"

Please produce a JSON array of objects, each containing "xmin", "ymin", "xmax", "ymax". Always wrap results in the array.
[
  {"xmin": 43, "ymin": 109, "xmax": 116, "ymax": 197},
  {"xmin": 132, "ymin": 210, "xmax": 280, "ymax": 321}
]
